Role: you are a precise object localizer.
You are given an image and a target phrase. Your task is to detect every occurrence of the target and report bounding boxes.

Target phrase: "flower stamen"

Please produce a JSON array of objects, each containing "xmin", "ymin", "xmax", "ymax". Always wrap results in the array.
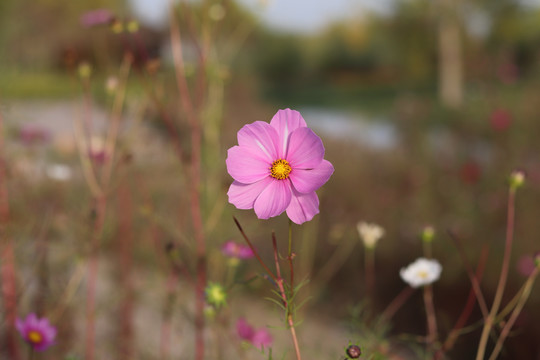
[
  {"xmin": 28, "ymin": 330, "xmax": 43, "ymax": 344},
  {"xmin": 270, "ymin": 159, "xmax": 292, "ymax": 180}
]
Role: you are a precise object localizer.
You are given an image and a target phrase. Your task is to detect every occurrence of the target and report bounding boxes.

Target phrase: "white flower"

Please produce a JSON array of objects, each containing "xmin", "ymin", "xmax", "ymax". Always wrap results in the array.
[
  {"xmin": 46, "ymin": 164, "xmax": 72, "ymax": 181},
  {"xmin": 400, "ymin": 258, "xmax": 442, "ymax": 288},
  {"xmin": 357, "ymin": 221, "xmax": 385, "ymax": 249}
]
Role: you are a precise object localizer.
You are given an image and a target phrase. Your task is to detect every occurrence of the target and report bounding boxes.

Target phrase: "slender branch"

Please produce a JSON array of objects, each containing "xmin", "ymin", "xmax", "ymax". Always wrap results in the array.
[
  {"xmin": 381, "ymin": 286, "xmax": 415, "ymax": 321},
  {"xmin": 101, "ymin": 54, "xmax": 132, "ymax": 188},
  {"xmin": 365, "ymin": 248, "xmax": 375, "ymax": 300},
  {"xmin": 423, "ymin": 284, "xmax": 438, "ymax": 348},
  {"xmin": 272, "ymin": 233, "xmax": 302, "ymax": 360},
  {"xmin": 436, "ymin": 246, "xmax": 488, "ymax": 359},
  {"xmin": 488, "ymin": 266, "xmax": 539, "ymax": 360},
  {"xmin": 0, "ymin": 103, "xmax": 21, "ymax": 360},
  {"xmin": 287, "ymin": 220, "xmax": 294, "ymax": 294},
  {"xmin": 475, "ymin": 187, "xmax": 517, "ymax": 360},
  {"xmin": 447, "ymin": 230, "xmax": 489, "ymax": 318},
  {"xmin": 233, "ymin": 217, "xmax": 277, "ymax": 283},
  {"xmin": 84, "ymin": 195, "xmax": 107, "ymax": 360},
  {"xmin": 169, "ymin": 5, "xmax": 207, "ymax": 359}
]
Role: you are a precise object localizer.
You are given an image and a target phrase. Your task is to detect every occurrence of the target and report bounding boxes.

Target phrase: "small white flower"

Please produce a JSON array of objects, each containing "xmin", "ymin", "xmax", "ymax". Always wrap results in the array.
[
  {"xmin": 400, "ymin": 258, "xmax": 442, "ymax": 288},
  {"xmin": 357, "ymin": 221, "xmax": 384, "ymax": 249},
  {"xmin": 46, "ymin": 164, "xmax": 72, "ymax": 181}
]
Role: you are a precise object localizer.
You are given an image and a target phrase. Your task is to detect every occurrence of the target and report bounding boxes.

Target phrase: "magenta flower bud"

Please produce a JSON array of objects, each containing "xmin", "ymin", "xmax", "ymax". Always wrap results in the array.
[
  {"xmin": 221, "ymin": 240, "xmax": 254, "ymax": 259},
  {"xmin": 16, "ymin": 313, "xmax": 57, "ymax": 351}
]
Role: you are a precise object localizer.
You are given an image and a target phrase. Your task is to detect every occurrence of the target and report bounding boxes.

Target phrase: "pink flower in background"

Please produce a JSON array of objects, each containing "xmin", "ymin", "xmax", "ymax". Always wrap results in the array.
[
  {"xmin": 226, "ymin": 109, "xmax": 334, "ymax": 224},
  {"xmin": 497, "ymin": 62, "xmax": 518, "ymax": 84},
  {"xmin": 16, "ymin": 313, "xmax": 57, "ymax": 351},
  {"xmin": 80, "ymin": 9, "xmax": 114, "ymax": 27},
  {"xmin": 221, "ymin": 240, "xmax": 254, "ymax": 259},
  {"xmin": 489, "ymin": 108, "xmax": 512, "ymax": 132},
  {"xmin": 236, "ymin": 318, "xmax": 273, "ymax": 350},
  {"xmin": 19, "ymin": 125, "xmax": 50, "ymax": 146},
  {"xmin": 517, "ymin": 255, "xmax": 535, "ymax": 277}
]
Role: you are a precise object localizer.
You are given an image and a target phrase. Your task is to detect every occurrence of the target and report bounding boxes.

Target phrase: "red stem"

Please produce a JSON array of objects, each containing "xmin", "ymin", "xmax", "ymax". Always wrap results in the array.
[
  {"xmin": 475, "ymin": 187, "xmax": 517, "ymax": 360},
  {"xmin": 233, "ymin": 217, "xmax": 277, "ymax": 283},
  {"xmin": 85, "ymin": 195, "xmax": 107, "ymax": 360},
  {"xmin": 118, "ymin": 186, "xmax": 134, "ymax": 359},
  {"xmin": 272, "ymin": 234, "xmax": 302, "ymax": 360},
  {"xmin": 435, "ymin": 246, "xmax": 488, "ymax": 359},
  {"xmin": 169, "ymin": 7, "xmax": 206, "ymax": 359},
  {"xmin": 381, "ymin": 286, "xmax": 414, "ymax": 321},
  {"xmin": 0, "ymin": 106, "xmax": 21, "ymax": 360}
]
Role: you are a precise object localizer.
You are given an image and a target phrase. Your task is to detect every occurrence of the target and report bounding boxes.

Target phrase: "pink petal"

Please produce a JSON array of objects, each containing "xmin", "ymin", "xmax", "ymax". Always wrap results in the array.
[
  {"xmin": 237, "ymin": 121, "xmax": 279, "ymax": 162},
  {"xmin": 27, "ymin": 313, "xmax": 39, "ymax": 327},
  {"xmin": 252, "ymin": 328, "xmax": 273, "ymax": 349},
  {"xmin": 254, "ymin": 180, "xmax": 292, "ymax": 219},
  {"xmin": 286, "ymin": 127, "xmax": 324, "ymax": 169},
  {"xmin": 236, "ymin": 318, "xmax": 255, "ymax": 340},
  {"xmin": 289, "ymin": 160, "xmax": 334, "ymax": 194},
  {"xmin": 16, "ymin": 318, "xmax": 25, "ymax": 334},
  {"xmin": 286, "ymin": 191, "xmax": 320, "ymax": 225},
  {"xmin": 228, "ymin": 178, "xmax": 272, "ymax": 209},
  {"xmin": 270, "ymin": 109, "xmax": 307, "ymax": 157},
  {"xmin": 226, "ymin": 146, "xmax": 271, "ymax": 184}
]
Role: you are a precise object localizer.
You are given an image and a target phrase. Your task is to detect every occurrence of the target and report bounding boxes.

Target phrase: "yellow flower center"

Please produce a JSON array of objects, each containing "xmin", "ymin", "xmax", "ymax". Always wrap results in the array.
[
  {"xmin": 417, "ymin": 270, "xmax": 429, "ymax": 279},
  {"xmin": 270, "ymin": 159, "xmax": 292, "ymax": 180},
  {"xmin": 27, "ymin": 330, "xmax": 42, "ymax": 344}
]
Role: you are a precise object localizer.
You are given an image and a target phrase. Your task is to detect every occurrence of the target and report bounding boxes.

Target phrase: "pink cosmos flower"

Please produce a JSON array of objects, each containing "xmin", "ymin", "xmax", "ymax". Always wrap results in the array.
[
  {"xmin": 489, "ymin": 108, "xmax": 512, "ymax": 132},
  {"xmin": 80, "ymin": 9, "xmax": 115, "ymax": 27},
  {"xmin": 221, "ymin": 240, "xmax": 254, "ymax": 259},
  {"xmin": 16, "ymin": 313, "xmax": 57, "ymax": 351},
  {"xmin": 236, "ymin": 318, "xmax": 273, "ymax": 350},
  {"xmin": 226, "ymin": 109, "xmax": 334, "ymax": 224}
]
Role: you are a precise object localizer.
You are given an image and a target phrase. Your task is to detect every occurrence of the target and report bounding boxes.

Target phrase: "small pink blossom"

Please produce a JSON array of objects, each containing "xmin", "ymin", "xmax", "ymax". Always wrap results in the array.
[
  {"xmin": 497, "ymin": 62, "xmax": 518, "ymax": 84},
  {"xmin": 221, "ymin": 240, "xmax": 254, "ymax": 259},
  {"xmin": 19, "ymin": 125, "xmax": 50, "ymax": 146},
  {"xmin": 489, "ymin": 109, "xmax": 512, "ymax": 132},
  {"xmin": 517, "ymin": 255, "xmax": 535, "ymax": 277},
  {"xmin": 80, "ymin": 9, "xmax": 115, "ymax": 27},
  {"xmin": 226, "ymin": 109, "xmax": 334, "ymax": 224},
  {"xmin": 236, "ymin": 318, "xmax": 273, "ymax": 350},
  {"xmin": 16, "ymin": 313, "xmax": 56, "ymax": 351}
]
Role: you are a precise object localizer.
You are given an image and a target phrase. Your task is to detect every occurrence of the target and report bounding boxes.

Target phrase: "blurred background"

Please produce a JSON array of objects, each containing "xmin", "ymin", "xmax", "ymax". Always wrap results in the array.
[{"xmin": 2, "ymin": 0, "xmax": 540, "ymax": 359}]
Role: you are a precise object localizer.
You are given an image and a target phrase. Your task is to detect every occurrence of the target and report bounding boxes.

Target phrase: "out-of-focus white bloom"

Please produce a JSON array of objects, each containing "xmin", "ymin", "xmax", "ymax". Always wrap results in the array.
[
  {"xmin": 357, "ymin": 222, "xmax": 384, "ymax": 249},
  {"xmin": 105, "ymin": 76, "xmax": 119, "ymax": 94},
  {"xmin": 46, "ymin": 164, "xmax": 72, "ymax": 181},
  {"xmin": 400, "ymin": 258, "xmax": 442, "ymax": 288},
  {"xmin": 208, "ymin": 4, "xmax": 226, "ymax": 21}
]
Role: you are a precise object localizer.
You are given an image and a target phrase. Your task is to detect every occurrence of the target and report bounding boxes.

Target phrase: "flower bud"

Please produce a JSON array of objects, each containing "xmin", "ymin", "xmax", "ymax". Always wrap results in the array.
[
  {"xmin": 509, "ymin": 170, "xmax": 525, "ymax": 191},
  {"xmin": 78, "ymin": 62, "xmax": 92, "ymax": 79},
  {"xmin": 127, "ymin": 20, "xmax": 139, "ymax": 33},
  {"xmin": 534, "ymin": 252, "xmax": 540, "ymax": 268},
  {"xmin": 205, "ymin": 282, "xmax": 227, "ymax": 308},
  {"xmin": 346, "ymin": 344, "xmax": 362, "ymax": 358},
  {"xmin": 422, "ymin": 226, "xmax": 435, "ymax": 243}
]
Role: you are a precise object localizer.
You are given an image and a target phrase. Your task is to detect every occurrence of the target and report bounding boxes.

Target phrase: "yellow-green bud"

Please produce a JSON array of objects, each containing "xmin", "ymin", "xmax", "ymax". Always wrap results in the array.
[
  {"xmin": 205, "ymin": 282, "xmax": 227, "ymax": 308},
  {"xmin": 78, "ymin": 62, "xmax": 92, "ymax": 79},
  {"xmin": 127, "ymin": 20, "xmax": 139, "ymax": 33},
  {"xmin": 422, "ymin": 226, "xmax": 435, "ymax": 243},
  {"xmin": 509, "ymin": 170, "xmax": 525, "ymax": 191}
]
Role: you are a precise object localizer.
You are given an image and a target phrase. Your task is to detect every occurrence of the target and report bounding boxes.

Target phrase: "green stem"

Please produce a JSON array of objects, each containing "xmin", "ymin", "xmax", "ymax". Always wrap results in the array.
[
  {"xmin": 365, "ymin": 248, "xmax": 375, "ymax": 300},
  {"xmin": 288, "ymin": 220, "xmax": 294, "ymax": 291}
]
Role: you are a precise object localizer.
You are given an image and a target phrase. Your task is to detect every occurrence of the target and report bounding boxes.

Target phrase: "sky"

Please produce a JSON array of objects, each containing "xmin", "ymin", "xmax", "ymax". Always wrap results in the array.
[{"xmin": 129, "ymin": 0, "xmax": 395, "ymax": 33}]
